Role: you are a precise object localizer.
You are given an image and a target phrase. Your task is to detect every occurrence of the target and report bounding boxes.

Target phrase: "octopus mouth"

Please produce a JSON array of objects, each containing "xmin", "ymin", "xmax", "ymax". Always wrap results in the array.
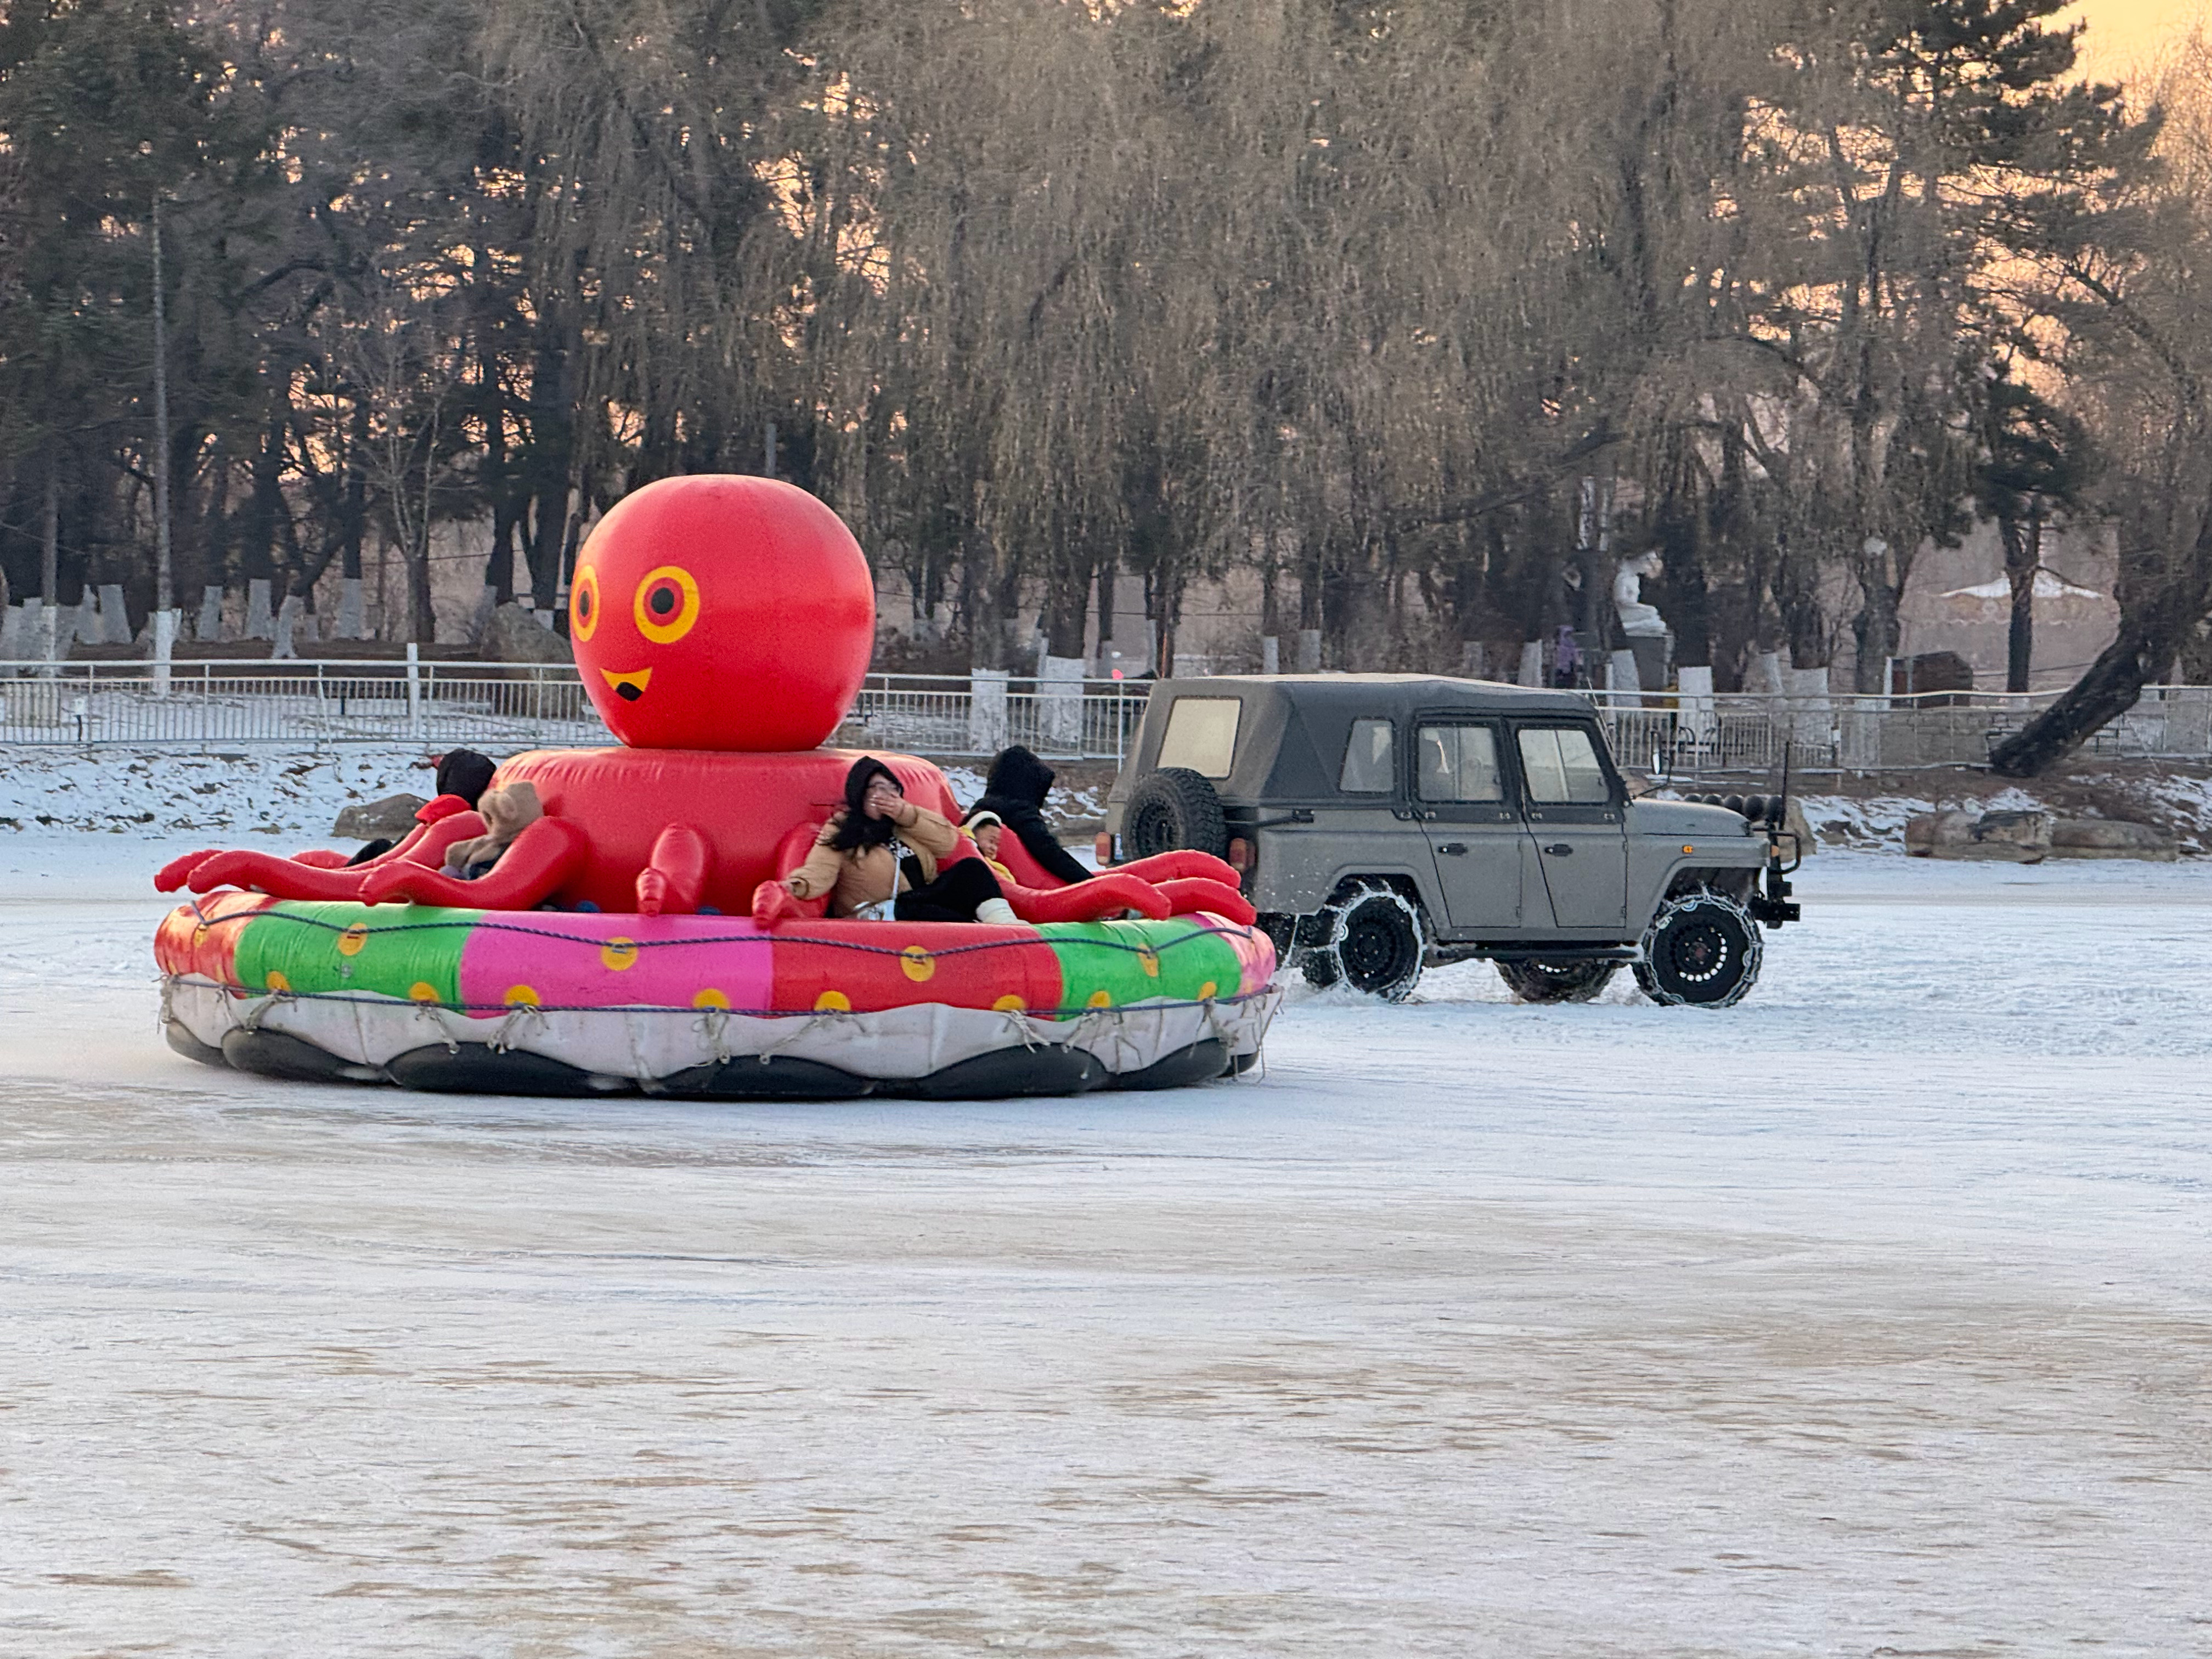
[{"xmin": 601, "ymin": 667, "xmax": 652, "ymax": 702}]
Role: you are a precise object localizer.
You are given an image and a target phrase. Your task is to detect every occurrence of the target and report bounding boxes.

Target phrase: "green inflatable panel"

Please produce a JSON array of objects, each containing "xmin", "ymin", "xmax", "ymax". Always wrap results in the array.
[
  {"xmin": 230, "ymin": 902, "xmax": 480, "ymax": 1005},
  {"xmin": 1047, "ymin": 917, "xmax": 1244, "ymax": 1017}
]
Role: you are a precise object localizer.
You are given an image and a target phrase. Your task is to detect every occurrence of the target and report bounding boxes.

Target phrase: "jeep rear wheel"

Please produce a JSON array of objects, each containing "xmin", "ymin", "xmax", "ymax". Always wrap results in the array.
[
  {"xmin": 1633, "ymin": 890, "xmax": 1763, "ymax": 1008},
  {"xmin": 1299, "ymin": 883, "xmax": 1425, "ymax": 1002},
  {"xmin": 1123, "ymin": 766, "xmax": 1229, "ymax": 860},
  {"xmin": 1497, "ymin": 959, "xmax": 1619, "ymax": 1004}
]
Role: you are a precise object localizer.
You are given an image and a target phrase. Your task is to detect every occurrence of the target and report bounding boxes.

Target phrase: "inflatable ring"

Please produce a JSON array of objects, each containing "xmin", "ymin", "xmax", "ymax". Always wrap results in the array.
[{"xmin": 156, "ymin": 899, "xmax": 1279, "ymax": 1099}]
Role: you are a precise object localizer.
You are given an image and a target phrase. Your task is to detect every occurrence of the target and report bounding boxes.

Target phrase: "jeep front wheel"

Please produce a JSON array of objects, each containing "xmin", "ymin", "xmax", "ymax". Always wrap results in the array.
[
  {"xmin": 1300, "ymin": 883, "xmax": 1426, "ymax": 1002},
  {"xmin": 1497, "ymin": 959, "xmax": 1619, "ymax": 1004},
  {"xmin": 1633, "ymin": 890, "xmax": 1763, "ymax": 1008}
]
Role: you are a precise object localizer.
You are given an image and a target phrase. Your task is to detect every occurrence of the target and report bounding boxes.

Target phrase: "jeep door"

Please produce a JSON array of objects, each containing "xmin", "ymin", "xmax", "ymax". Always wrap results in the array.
[
  {"xmin": 1512, "ymin": 721, "xmax": 1628, "ymax": 933},
  {"xmin": 1410, "ymin": 719, "xmax": 1526, "ymax": 932}
]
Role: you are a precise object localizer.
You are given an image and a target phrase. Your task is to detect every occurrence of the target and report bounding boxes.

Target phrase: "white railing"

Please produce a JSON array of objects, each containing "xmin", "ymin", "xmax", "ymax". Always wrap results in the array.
[
  {"xmin": 1590, "ymin": 685, "xmax": 2212, "ymax": 773},
  {"xmin": 4, "ymin": 659, "xmax": 2207, "ymax": 771},
  {"xmin": 0, "ymin": 662, "xmax": 1152, "ymax": 760}
]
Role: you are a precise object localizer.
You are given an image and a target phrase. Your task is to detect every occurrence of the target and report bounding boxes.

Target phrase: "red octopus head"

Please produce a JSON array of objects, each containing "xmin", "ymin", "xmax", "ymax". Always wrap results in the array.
[{"xmin": 569, "ymin": 475, "xmax": 876, "ymax": 751}]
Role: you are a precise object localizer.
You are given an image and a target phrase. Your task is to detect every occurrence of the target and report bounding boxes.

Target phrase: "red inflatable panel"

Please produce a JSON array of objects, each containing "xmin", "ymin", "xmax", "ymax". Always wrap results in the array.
[
  {"xmin": 568, "ymin": 475, "xmax": 874, "ymax": 751},
  {"xmin": 492, "ymin": 748, "xmax": 963, "ymax": 916},
  {"xmin": 769, "ymin": 921, "xmax": 1064, "ymax": 1015},
  {"xmin": 155, "ymin": 891, "xmax": 274, "ymax": 985}
]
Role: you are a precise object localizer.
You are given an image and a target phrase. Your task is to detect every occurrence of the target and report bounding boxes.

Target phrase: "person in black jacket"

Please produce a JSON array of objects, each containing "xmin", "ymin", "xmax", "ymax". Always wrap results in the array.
[{"xmin": 969, "ymin": 744, "xmax": 1091, "ymax": 885}]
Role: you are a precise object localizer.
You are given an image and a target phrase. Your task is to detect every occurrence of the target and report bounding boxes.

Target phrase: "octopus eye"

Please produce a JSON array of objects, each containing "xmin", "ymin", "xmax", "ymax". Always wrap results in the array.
[
  {"xmin": 633, "ymin": 565, "xmax": 701, "ymax": 644},
  {"xmin": 569, "ymin": 567, "xmax": 601, "ymax": 642}
]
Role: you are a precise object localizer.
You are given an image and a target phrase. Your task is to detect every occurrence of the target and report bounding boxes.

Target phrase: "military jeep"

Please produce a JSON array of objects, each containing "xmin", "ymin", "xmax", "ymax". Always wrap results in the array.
[{"xmin": 1100, "ymin": 675, "xmax": 1799, "ymax": 1005}]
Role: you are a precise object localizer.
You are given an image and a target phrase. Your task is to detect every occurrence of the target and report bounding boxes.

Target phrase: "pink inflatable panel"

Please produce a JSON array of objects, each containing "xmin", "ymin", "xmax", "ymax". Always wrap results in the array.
[{"xmin": 458, "ymin": 911, "xmax": 775, "ymax": 1013}]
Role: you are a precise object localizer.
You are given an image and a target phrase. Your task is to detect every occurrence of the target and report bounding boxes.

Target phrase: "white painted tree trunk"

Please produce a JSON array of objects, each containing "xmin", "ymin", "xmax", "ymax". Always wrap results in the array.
[
  {"xmin": 151, "ymin": 608, "xmax": 178, "ymax": 696},
  {"xmin": 272, "ymin": 595, "xmax": 302, "ymax": 659},
  {"xmin": 197, "ymin": 586, "xmax": 225, "ymax": 640},
  {"xmin": 245, "ymin": 579, "xmax": 276, "ymax": 640},
  {"xmin": 1677, "ymin": 665, "xmax": 1717, "ymax": 754},
  {"xmin": 337, "ymin": 578, "xmax": 366, "ymax": 640},
  {"xmin": 1041, "ymin": 654, "xmax": 1084, "ymax": 749},
  {"xmin": 99, "ymin": 584, "xmax": 131, "ymax": 645},
  {"xmin": 968, "ymin": 668, "xmax": 1009, "ymax": 754}
]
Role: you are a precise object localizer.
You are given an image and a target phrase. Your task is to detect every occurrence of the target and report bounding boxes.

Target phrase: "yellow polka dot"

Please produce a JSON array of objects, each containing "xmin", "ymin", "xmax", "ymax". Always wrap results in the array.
[
  {"xmin": 992, "ymin": 993, "xmax": 1026, "ymax": 1012},
  {"xmin": 693, "ymin": 988, "xmax": 730, "ymax": 1010},
  {"xmin": 814, "ymin": 989, "xmax": 851, "ymax": 1012},
  {"xmin": 408, "ymin": 981, "xmax": 441, "ymax": 1002},
  {"xmin": 600, "ymin": 937, "xmax": 639, "ymax": 972},
  {"xmin": 504, "ymin": 984, "xmax": 540, "ymax": 1007},
  {"xmin": 191, "ymin": 924, "xmax": 211, "ymax": 949},
  {"xmin": 899, "ymin": 945, "xmax": 936, "ymax": 983},
  {"xmin": 336, "ymin": 922, "xmax": 370, "ymax": 957},
  {"xmin": 264, "ymin": 969, "xmax": 291, "ymax": 993},
  {"xmin": 1136, "ymin": 945, "xmax": 1160, "ymax": 978},
  {"xmin": 1087, "ymin": 988, "xmax": 1113, "ymax": 1008},
  {"xmin": 1198, "ymin": 980, "xmax": 1218, "ymax": 1000}
]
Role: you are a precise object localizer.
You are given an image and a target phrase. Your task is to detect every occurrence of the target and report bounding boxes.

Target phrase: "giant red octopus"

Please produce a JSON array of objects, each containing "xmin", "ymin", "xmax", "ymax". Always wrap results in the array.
[{"xmin": 157, "ymin": 475, "xmax": 1251, "ymax": 928}]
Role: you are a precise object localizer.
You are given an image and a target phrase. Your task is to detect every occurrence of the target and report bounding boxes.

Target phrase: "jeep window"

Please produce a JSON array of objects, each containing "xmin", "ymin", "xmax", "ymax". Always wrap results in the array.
[
  {"xmin": 1415, "ymin": 724, "xmax": 1504, "ymax": 802},
  {"xmin": 1338, "ymin": 718, "xmax": 1396, "ymax": 792},
  {"xmin": 1516, "ymin": 726, "xmax": 1611, "ymax": 804},
  {"xmin": 1156, "ymin": 697, "xmax": 1240, "ymax": 777}
]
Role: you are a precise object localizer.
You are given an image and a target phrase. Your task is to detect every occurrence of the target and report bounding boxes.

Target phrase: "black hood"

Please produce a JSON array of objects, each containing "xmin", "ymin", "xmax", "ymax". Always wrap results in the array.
[
  {"xmin": 828, "ymin": 756, "xmax": 901, "ymax": 852},
  {"xmin": 435, "ymin": 749, "xmax": 498, "ymax": 808},
  {"xmin": 984, "ymin": 745, "xmax": 1055, "ymax": 808}
]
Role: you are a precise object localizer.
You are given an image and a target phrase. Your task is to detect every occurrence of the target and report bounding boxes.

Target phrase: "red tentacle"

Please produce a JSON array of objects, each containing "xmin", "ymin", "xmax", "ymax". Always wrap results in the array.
[
  {"xmin": 637, "ymin": 823, "xmax": 712, "ymax": 916},
  {"xmin": 360, "ymin": 817, "xmax": 589, "ymax": 910},
  {"xmin": 1002, "ymin": 872, "xmax": 1172, "ymax": 924},
  {"xmin": 155, "ymin": 849, "xmax": 222, "ymax": 892},
  {"xmin": 1110, "ymin": 849, "xmax": 1240, "ymax": 887},
  {"xmin": 751, "ymin": 878, "xmax": 823, "ymax": 928},
  {"xmin": 1155, "ymin": 877, "xmax": 1257, "ymax": 925}
]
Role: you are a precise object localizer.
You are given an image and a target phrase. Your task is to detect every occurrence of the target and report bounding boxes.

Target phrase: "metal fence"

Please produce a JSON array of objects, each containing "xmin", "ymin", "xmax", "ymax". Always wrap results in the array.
[
  {"xmin": 0, "ymin": 659, "xmax": 608, "ymax": 750},
  {"xmin": 0, "ymin": 661, "xmax": 1151, "ymax": 760},
  {"xmin": 1594, "ymin": 685, "xmax": 2212, "ymax": 775},
  {"xmin": 5, "ymin": 658, "xmax": 2210, "ymax": 772}
]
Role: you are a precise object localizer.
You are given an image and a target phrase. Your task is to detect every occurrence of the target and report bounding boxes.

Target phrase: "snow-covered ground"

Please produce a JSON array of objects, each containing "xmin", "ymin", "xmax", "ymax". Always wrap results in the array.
[
  {"xmin": 0, "ymin": 747, "xmax": 1008, "ymax": 836},
  {"xmin": 2, "ymin": 836, "xmax": 2208, "ymax": 1656}
]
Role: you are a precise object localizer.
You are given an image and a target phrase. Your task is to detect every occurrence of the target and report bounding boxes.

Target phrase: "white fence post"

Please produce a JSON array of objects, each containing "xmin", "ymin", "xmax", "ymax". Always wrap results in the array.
[{"xmin": 405, "ymin": 642, "xmax": 423, "ymax": 741}]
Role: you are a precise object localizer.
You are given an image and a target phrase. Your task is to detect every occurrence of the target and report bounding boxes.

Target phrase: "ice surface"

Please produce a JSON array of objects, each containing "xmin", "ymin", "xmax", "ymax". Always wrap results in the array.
[{"xmin": 1, "ymin": 836, "xmax": 2209, "ymax": 1656}]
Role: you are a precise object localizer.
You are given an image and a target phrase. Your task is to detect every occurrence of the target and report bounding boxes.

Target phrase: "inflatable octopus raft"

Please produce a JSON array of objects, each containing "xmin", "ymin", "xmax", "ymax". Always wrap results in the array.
[
  {"xmin": 154, "ymin": 474, "xmax": 1280, "ymax": 1099},
  {"xmin": 157, "ymin": 892, "xmax": 1275, "ymax": 1099}
]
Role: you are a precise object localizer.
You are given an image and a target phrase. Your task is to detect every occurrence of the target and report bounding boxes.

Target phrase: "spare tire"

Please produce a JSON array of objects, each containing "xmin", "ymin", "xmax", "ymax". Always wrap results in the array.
[{"xmin": 1123, "ymin": 767, "xmax": 1229, "ymax": 860}]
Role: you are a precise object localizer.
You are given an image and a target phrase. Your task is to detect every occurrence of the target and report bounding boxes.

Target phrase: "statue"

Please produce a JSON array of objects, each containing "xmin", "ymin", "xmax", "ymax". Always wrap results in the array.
[{"xmin": 1613, "ymin": 551, "xmax": 1667, "ymax": 639}]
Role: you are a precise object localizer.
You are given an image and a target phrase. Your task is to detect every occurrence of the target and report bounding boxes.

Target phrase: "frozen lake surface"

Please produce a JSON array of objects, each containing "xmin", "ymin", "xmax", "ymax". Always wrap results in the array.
[{"xmin": 2, "ymin": 835, "xmax": 2208, "ymax": 1656}]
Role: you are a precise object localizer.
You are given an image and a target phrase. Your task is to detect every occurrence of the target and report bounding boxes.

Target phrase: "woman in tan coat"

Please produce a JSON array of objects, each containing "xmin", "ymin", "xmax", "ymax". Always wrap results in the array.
[{"xmin": 783, "ymin": 758, "xmax": 1018, "ymax": 923}]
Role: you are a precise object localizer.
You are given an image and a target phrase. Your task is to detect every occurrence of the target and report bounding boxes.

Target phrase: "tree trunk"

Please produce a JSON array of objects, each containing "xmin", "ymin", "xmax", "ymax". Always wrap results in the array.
[
  {"xmin": 1041, "ymin": 535, "xmax": 1091, "ymax": 659},
  {"xmin": 340, "ymin": 401, "xmax": 369, "ymax": 584},
  {"xmin": 1992, "ymin": 503, "xmax": 2212, "ymax": 774},
  {"xmin": 407, "ymin": 516, "xmax": 436, "ymax": 645},
  {"xmin": 1850, "ymin": 574, "xmax": 1900, "ymax": 692},
  {"xmin": 40, "ymin": 459, "xmax": 58, "ymax": 607},
  {"xmin": 1989, "ymin": 624, "xmax": 2163, "ymax": 776},
  {"xmin": 2001, "ymin": 508, "xmax": 2038, "ymax": 693}
]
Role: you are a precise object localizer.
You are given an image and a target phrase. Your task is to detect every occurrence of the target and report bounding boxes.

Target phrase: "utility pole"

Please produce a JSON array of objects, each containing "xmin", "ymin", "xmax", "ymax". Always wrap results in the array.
[{"xmin": 150, "ymin": 194, "xmax": 178, "ymax": 693}]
